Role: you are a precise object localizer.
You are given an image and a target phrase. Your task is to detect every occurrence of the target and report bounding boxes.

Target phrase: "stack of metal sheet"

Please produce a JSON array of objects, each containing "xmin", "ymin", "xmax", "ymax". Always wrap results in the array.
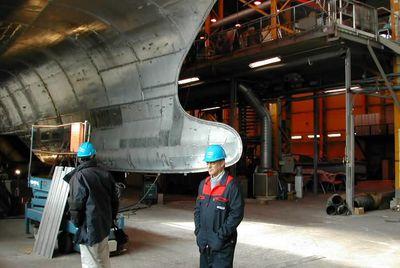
[{"xmin": 33, "ymin": 166, "xmax": 74, "ymax": 258}]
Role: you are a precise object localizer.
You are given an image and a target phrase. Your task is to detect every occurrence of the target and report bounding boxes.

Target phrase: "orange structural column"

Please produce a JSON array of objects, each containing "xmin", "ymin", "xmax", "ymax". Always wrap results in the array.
[
  {"xmin": 391, "ymin": 0, "xmax": 400, "ymax": 198},
  {"xmin": 218, "ymin": 0, "xmax": 224, "ymax": 19},
  {"xmin": 271, "ymin": 0, "xmax": 278, "ymax": 39}
]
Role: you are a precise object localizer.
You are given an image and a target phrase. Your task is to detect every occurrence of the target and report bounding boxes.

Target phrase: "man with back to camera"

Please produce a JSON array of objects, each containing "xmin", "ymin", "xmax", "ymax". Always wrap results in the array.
[
  {"xmin": 194, "ymin": 144, "xmax": 245, "ymax": 268},
  {"xmin": 66, "ymin": 142, "xmax": 119, "ymax": 268}
]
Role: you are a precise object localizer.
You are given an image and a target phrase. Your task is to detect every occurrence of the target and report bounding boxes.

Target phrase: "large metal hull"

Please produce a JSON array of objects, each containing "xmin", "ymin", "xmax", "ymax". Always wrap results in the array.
[{"xmin": 0, "ymin": 0, "xmax": 242, "ymax": 173}]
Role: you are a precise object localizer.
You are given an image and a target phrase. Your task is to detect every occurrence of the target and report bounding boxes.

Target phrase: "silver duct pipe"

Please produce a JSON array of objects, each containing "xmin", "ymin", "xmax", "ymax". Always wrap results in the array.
[
  {"xmin": 238, "ymin": 83, "xmax": 272, "ymax": 171},
  {"xmin": 211, "ymin": 1, "xmax": 272, "ymax": 29}
]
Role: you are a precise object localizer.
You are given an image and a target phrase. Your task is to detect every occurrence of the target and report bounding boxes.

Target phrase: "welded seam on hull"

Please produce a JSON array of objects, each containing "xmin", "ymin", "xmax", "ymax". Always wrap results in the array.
[
  {"xmin": 17, "ymin": 60, "xmax": 62, "ymax": 124},
  {"xmin": 0, "ymin": 83, "xmax": 26, "ymax": 125},
  {"xmin": 38, "ymin": 48, "xmax": 82, "ymax": 107},
  {"xmin": 2, "ymin": 20, "xmax": 118, "ymax": 109},
  {"xmin": 142, "ymin": 81, "xmax": 176, "ymax": 91},
  {"xmin": 52, "ymin": 2, "xmax": 141, "ymax": 61},
  {"xmin": 0, "ymin": 20, "xmax": 111, "ymax": 109},
  {"xmin": 98, "ymin": 60, "xmax": 138, "ymax": 73},
  {"xmin": 0, "ymin": 98, "xmax": 12, "ymax": 127},
  {"xmin": 67, "ymin": 37, "xmax": 111, "ymax": 107},
  {"xmin": 148, "ymin": 0, "xmax": 187, "ymax": 45},
  {"xmin": 54, "ymin": 2, "xmax": 145, "ymax": 96},
  {"xmin": 0, "ymin": 68, "xmax": 40, "ymax": 119}
]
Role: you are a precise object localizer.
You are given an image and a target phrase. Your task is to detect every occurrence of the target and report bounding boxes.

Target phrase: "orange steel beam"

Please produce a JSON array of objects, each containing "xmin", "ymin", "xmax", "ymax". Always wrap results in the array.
[
  {"xmin": 205, "ymin": 15, "xmax": 211, "ymax": 49},
  {"xmin": 270, "ymin": 103, "xmax": 280, "ymax": 169},
  {"xmin": 238, "ymin": 0, "xmax": 269, "ymax": 16},
  {"xmin": 318, "ymin": 97, "xmax": 324, "ymax": 159},
  {"xmin": 294, "ymin": 0, "xmax": 321, "ymax": 10},
  {"xmin": 280, "ymin": 0, "xmax": 292, "ymax": 13},
  {"xmin": 280, "ymin": 24, "xmax": 295, "ymax": 34},
  {"xmin": 219, "ymin": 0, "xmax": 224, "ymax": 19},
  {"xmin": 271, "ymin": 0, "xmax": 278, "ymax": 39}
]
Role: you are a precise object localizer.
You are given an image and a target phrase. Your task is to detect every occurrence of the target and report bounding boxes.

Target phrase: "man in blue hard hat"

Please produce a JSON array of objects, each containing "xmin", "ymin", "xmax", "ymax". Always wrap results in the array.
[
  {"xmin": 67, "ymin": 142, "xmax": 119, "ymax": 268},
  {"xmin": 194, "ymin": 145, "xmax": 245, "ymax": 268}
]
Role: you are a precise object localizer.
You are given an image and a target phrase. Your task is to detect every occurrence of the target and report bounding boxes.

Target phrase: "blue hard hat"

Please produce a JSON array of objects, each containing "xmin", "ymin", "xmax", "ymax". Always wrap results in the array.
[
  {"xmin": 203, "ymin": 145, "xmax": 226, "ymax": 162},
  {"xmin": 77, "ymin": 142, "xmax": 96, "ymax": 158}
]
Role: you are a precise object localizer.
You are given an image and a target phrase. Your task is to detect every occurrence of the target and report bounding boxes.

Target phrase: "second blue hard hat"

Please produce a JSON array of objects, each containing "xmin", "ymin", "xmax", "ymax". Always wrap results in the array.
[
  {"xmin": 203, "ymin": 144, "xmax": 226, "ymax": 162},
  {"xmin": 77, "ymin": 142, "xmax": 96, "ymax": 158}
]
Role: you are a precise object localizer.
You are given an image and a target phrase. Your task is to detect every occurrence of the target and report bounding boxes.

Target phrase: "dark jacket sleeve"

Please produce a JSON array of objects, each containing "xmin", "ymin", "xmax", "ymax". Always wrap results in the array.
[
  {"xmin": 110, "ymin": 174, "xmax": 119, "ymax": 221},
  {"xmin": 217, "ymin": 180, "xmax": 244, "ymax": 239},
  {"xmin": 68, "ymin": 174, "xmax": 88, "ymax": 227},
  {"xmin": 194, "ymin": 181, "xmax": 203, "ymax": 236}
]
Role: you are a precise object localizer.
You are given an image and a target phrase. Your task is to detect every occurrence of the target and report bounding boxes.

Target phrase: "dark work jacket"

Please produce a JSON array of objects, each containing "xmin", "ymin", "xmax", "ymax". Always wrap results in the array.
[
  {"xmin": 66, "ymin": 159, "xmax": 119, "ymax": 246},
  {"xmin": 194, "ymin": 172, "xmax": 244, "ymax": 251}
]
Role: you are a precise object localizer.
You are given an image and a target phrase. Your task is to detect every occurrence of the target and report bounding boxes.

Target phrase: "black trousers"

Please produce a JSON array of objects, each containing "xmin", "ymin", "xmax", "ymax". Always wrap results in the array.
[{"xmin": 199, "ymin": 243, "xmax": 236, "ymax": 268}]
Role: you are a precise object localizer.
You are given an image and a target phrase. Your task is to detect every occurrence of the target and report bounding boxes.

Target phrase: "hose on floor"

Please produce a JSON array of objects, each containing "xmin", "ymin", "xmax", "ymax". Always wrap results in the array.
[{"xmin": 118, "ymin": 173, "xmax": 160, "ymax": 214}]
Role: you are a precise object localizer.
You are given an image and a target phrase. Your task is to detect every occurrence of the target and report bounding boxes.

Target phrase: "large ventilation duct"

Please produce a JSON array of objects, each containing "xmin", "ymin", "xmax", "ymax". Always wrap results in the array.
[{"xmin": 238, "ymin": 83, "xmax": 272, "ymax": 171}]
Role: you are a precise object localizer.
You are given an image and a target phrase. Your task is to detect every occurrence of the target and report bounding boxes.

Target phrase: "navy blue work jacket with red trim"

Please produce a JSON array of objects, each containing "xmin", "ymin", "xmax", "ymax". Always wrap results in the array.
[{"xmin": 194, "ymin": 172, "xmax": 244, "ymax": 251}]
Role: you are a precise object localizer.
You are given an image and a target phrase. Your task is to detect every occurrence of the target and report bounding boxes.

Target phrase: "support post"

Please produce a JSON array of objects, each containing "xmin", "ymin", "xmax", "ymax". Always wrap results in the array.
[
  {"xmin": 230, "ymin": 79, "xmax": 237, "ymax": 178},
  {"xmin": 390, "ymin": 0, "xmax": 400, "ymax": 208},
  {"xmin": 218, "ymin": 0, "xmax": 224, "ymax": 19},
  {"xmin": 205, "ymin": 16, "xmax": 211, "ymax": 55},
  {"xmin": 271, "ymin": 0, "xmax": 278, "ymax": 40},
  {"xmin": 345, "ymin": 48, "xmax": 355, "ymax": 213},
  {"xmin": 313, "ymin": 93, "xmax": 319, "ymax": 194}
]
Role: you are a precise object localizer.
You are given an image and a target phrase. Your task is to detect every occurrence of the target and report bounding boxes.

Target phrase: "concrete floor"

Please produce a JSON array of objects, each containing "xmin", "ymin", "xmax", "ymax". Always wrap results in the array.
[{"xmin": 1, "ymin": 192, "xmax": 400, "ymax": 268}]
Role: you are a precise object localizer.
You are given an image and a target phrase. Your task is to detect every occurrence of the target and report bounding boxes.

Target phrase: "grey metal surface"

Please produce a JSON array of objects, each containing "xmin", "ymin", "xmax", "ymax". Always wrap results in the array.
[
  {"xmin": 33, "ymin": 166, "xmax": 74, "ymax": 258},
  {"xmin": 253, "ymin": 171, "xmax": 278, "ymax": 198},
  {"xmin": 367, "ymin": 42, "xmax": 400, "ymax": 107},
  {"xmin": 378, "ymin": 36, "xmax": 400, "ymax": 56},
  {"xmin": 345, "ymin": 48, "xmax": 354, "ymax": 213},
  {"xmin": 313, "ymin": 94, "xmax": 319, "ymax": 194},
  {"xmin": 0, "ymin": 0, "xmax": 242, "ymax": 173}
]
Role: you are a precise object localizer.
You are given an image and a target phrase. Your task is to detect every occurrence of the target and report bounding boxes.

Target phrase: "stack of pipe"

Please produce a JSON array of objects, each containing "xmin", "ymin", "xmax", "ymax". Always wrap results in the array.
[
  {"xmin": 353, "ymin": 192, "xmax": 394, "ymax": 211},
  {"xmin": 326, "ymin": 194, "xmax": 349, "ymax": 215},
  {"xmin": 326, "ymin": 191, "xmax": 395, "ymax": 215}
]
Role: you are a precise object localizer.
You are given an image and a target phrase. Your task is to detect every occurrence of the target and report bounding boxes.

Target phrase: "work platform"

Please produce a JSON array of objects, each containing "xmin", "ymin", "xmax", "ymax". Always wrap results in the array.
[{"xmin": 180, "ymin": 0, "xmax": 399, "ymax": 107}]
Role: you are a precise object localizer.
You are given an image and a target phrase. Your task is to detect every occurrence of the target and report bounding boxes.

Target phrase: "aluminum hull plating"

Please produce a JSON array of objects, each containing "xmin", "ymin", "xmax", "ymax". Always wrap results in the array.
[{"xmin": 0, "ymin": 0, "xmax": 242, "ymax": 173}]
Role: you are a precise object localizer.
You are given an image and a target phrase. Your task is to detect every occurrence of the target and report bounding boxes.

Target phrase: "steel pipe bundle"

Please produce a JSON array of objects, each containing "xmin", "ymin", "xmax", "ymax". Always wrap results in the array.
[
  {"xmin": 354, "ymin": 192, "xmax": 394, "ymax": 211},
  {"xmin": 326, "ymin": 191, "xmax": 395, "ymax": 215},
  {"xmin": 326, "ymin": 194, "xmax": 348, "ymax": 215}
]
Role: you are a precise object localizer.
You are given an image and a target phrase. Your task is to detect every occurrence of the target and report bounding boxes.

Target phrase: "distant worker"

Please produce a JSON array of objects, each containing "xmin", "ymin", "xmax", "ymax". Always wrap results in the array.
[
  {"xmin": 194, "ymin": 145, "xmax": 245, "ymax": 268},
  {"xmin": 67, "ymin": 142, "xmax": 119, "ymax": 268}
]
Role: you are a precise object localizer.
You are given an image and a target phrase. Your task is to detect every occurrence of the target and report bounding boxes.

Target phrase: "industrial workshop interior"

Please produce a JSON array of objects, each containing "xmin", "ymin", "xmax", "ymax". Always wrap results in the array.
[{"xmin": 1, "ymin": 0, "xmax": 400, "ymax": 267}]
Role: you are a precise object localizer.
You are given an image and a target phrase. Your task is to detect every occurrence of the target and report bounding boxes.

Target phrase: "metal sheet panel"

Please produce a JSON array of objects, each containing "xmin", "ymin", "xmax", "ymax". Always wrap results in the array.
[
  {"xmin": 0, "ymin": 0, "xmax": 243, "ymax": 174},
  {"xmin": 33, "ymin": 166, "xmax": 75, "ymax": 258}
]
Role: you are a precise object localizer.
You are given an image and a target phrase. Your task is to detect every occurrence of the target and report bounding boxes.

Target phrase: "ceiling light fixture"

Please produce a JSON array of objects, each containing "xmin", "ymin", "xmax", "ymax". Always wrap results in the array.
[
  {"xmin": 327, "ymin": 133, "xmax": 341, "ymax": 138},
  {"xmin": 291, "ymin": 135, "xmax": 302, "ymax": 140},
  {"xmin": 307, "ymin": 134, "xmax": 320, "ymax": 139},
  {"xmin": 201, "ymin": 106, "xmax": 221, "ymax": 111},
  {"xmin": 178, "ymin": 77, "xmax": 200, "ymax": 85},
  {"xmin": 324, "ymin": 86, "xmax": 361, "ymax": 94},
  {"xmin": 235, "ymin": 23, "xmax": 241, "ymax": 28},
  {"xmin": 211, "ymin": 18, "xmax": 217, "ymax": 23},
  {"xmin": 249, "ymin": 57, "xmax": 281, "ymax": 68},
  {"xmin": 254, "ymin": 1, "xmax": 262, "ymax": 5}
]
